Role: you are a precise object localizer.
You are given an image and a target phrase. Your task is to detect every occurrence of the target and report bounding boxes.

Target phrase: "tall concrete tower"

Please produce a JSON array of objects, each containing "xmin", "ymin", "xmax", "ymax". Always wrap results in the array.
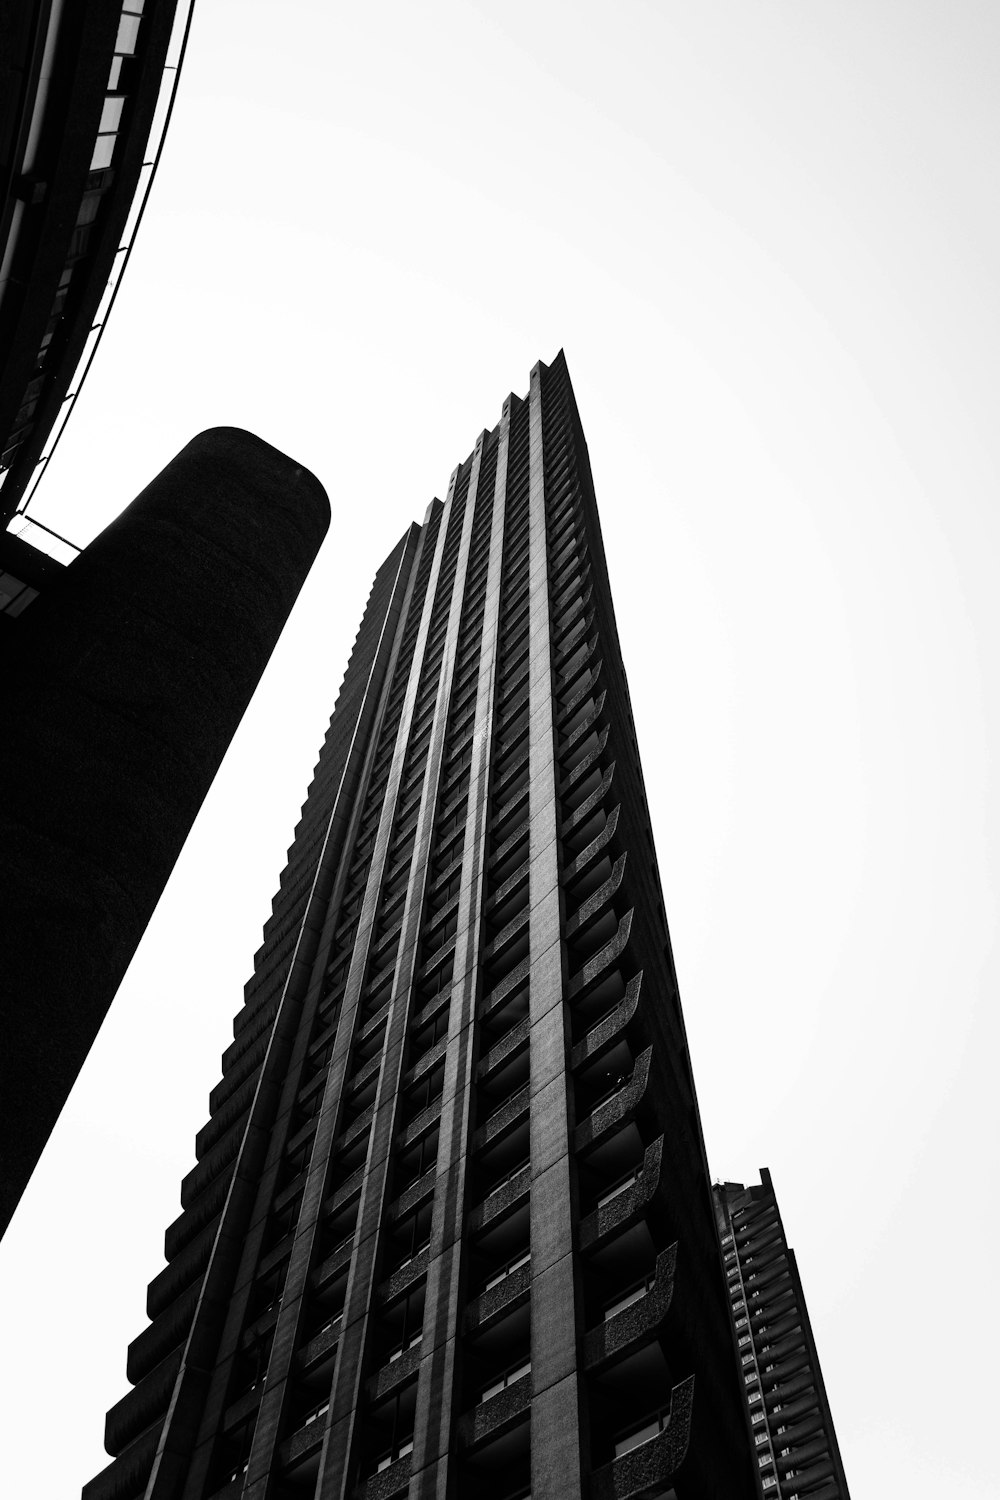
[
  {"xmin": 87, "ymin": 354, "xmax": 754, "ymax": 1500},
  {"xmin": 714, "ymin": 1171, "xmax": 851, "ymax": 1500}
]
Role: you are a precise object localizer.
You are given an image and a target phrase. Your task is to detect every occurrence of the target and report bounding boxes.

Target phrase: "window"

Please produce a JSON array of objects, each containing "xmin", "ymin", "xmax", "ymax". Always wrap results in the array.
[
  {"xmin": 484, "ymin": 1251, "xmax": 530, "ymax": 1291},
  {"xmin": 76, "ymin": 191, "xmax": 102, "ymax": 226},
  {"xmin": 613, "ymin": 1408, "xmax": 669, "ymax": 1459},
  {"xmin": 393, "ymin": 1240, "xmax": 431, "ymax": 1274},
  {"xmin": 596, "ymin": 1168, "xmax": 640, "ymax": 1209},
  {"xmin": 99, "ymin": 95, "xmax": 125, "ymax": 133},
  {"xmin": 603, "ymin": 1276, "xmax": 653, "ymax": 1321},
  {"xmin": 116, "ymin": 13, "xmax": 141, "ymax": 51},
  {"xmin": 375, "ymin": 1438, "xmax": 413, "ymax": 1473},
  {"xmin": 480, "ymin": 1360, "xmax": 530, "ymax": 1403},
  {"xmin": 91, "ymin": 135, "xmax": 115, "ymax": 169},
  {"xmin": 387, "ymin": 1331, "xmax": 421, "ymax": 1363}
]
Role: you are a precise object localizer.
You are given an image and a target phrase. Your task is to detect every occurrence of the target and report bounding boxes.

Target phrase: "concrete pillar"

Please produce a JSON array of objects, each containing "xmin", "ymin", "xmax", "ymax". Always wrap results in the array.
[{"xmin": 0, "ymin": 428, "xmax": 330, "ymax": 1237}]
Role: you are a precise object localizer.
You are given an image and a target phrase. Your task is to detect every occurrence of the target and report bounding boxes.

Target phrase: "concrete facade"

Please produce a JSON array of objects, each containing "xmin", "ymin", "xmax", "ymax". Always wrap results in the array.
[
  {"xmin": 87, "ymin": 356, "xmax": 755, "ymax": 1500},
  {"xmin": 0, "ymin": 428, "xmax": 330, "ymax": 1236},
  {"xmin": 714, "ymin": 1172, "xmax": 851, "ymax": 1500}
]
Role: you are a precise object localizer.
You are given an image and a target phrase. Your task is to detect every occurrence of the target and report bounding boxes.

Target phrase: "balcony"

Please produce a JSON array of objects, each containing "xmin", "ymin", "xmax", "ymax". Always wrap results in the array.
[
  {"xmin": 480, "ymin": 954, "xmax": 532, "ymax": 1023},
  {"xmin": 555, "ymin": 676, "xmax": 604, "ymax": 755},
  {"xmin": 458, "ymin": 1367, "xmax": 532, "ymax": 1449},
  {"xmin": 126, "ymin": 1279, "xmax": 200, "ymax": 1383},
  {"xmin": 583, "ymin": 1245, "xmax": 677, "ymax": 1371},
  {"xmin": 104, "ymin": 1344, "xmax": 182, "ymax": 1454},
  {"xmin": 561, "ymin": 762, "xmax": 615, "ymax": 852},
  {"xmin": 82, "ymin": 1421, "xmax": 163, "ymax": 1500},
  {"xmin": 574, "ymin": 1047, "xmax": 651, "ymax": 1152},
  {"xmin": 568, "ymin": 907, "xmax": 632, "ymax": 1004},
  {"xmin": 472, "ymin": 1084, "xmax": 530, "ymax": 1155},
  {"xmin": 557, "ymin": 718, "xmax": 607, "ymax": 795},
  {"xmin": 297, "ymin": 1309, "xmax": 342, "ymax": 1368},
  {"xmin": 579, "ymin": 1136, "xmax": 664, "ymax": 1251},
  {"xmin": 311, "ymin": 1226, "xmax": 356, "ymax": 1288},
  {"xmin": 378, "ymin": 1241, "xmax": 431, "ymax": 1304},
  {"xmin": 388, "ymin": 1165, "xmax": 437, "ymax": 1225},
  {"xmin": 360, "ymin": 1448, "xmax": 411, "ymax": 1499},
  {"xmin": 589, "ymin": 1376, "xmax": 694, "ymax": 1500},
  {"xmin": 468, "ymin": 1161, "xmax": 530, "ymax": 1234},
  {"xmin": 368, "ymin": 1336, "xmax": 423, "ymax": 1402},
  {"xmin": 557, "ymin": 661, "xmax": 605, "ymax": 740},
  {"xmin": 339, "ymin": 1100, "xmax": 375, "ymax": 1154},
  {"xmin": 317, "ymin": 1170, "xmax": 361, "ymax": 1236},
  {"xmin": 484, "ymin": 909, "xmax": 530, "ymax": 970},
  {"xmin": 565, "ymin": 852, "xmax": 626, "ymax": 948},
  {"xmin": 478, "ymin": 1016, "xmax": 530, "ymax": 1082},
  {"xmin": 465, "ymin": 1253, "xmax": 531, "ymax": 1335},
  {"xmin": 570, "ymin": 978, "xmax": 642, "ymax": 1080}
]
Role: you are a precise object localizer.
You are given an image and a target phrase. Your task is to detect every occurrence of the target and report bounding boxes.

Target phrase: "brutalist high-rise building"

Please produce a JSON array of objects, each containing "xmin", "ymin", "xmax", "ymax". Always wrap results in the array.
[
  {"xmin": 714, "ymin": 1172, "xmax": 850, "ymax": 1500},
  {"xmin": 86, "ymin": 354, "xmax": 755, "ymax": 1500}
]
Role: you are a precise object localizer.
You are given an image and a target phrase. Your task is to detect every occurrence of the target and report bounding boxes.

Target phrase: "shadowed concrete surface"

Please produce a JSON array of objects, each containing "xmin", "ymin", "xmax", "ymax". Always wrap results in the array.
[{"xmin": 0, "ymin": 427, "xmax": 330, "ymax": 1237}]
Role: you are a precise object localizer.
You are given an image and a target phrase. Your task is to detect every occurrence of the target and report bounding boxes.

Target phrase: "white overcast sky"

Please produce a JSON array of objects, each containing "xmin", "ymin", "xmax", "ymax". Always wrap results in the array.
[{"xmin": 3, "ymin": 2, "xmax": 999, "ymax": 1494}]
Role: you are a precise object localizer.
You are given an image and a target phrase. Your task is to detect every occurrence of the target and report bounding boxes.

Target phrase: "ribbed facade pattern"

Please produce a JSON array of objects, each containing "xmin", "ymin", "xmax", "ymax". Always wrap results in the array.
[
  {"xmin": 714, "ymin": 1173, "xmax": 850, "ymax": 1500},
  {"xmin": 86, "ymin": 353, "xmax": 755, "ymax": 1500}
]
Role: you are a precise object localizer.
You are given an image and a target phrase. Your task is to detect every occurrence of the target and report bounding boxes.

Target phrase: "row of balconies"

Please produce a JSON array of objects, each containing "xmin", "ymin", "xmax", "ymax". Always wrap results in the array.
[
  {"xmin": 282, "ymin": 731, "xmax": 655, "ymax": 1451},
  {"xmin": 340, "ymin": 1044, "xmax": 679, "ymax": 1492},
  {"xmin": 342, "ymin": 1236, "xmax": 679, "ymax": 1498},
  {"xmin": 144, "ymin": 524, "xmax": 451, "ymax": 1500}
]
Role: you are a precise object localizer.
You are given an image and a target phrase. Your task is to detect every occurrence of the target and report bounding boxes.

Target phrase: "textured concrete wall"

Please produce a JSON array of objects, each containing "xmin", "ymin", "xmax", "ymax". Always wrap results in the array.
[{"xmin": 0, "ymin": 427, "xmax": 329, "ymax": 1236}]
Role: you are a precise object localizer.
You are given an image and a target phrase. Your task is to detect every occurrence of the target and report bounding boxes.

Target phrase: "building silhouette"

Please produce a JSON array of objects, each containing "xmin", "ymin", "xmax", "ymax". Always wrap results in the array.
[
  {"xmin": 714, "ymin": 1172, "xmax": 851, "ymax": 1500},
  {"xmin": 0, "ymin": 0, "xmax": 183, "ymax": 527},
  {"xmin": 1, "ymin": 428, "xmax": 330, "ymax": 1238},
  {"xmin": 0, "ymin": 5, "xmax": 335, "ymax": 1239},
  {"xmin": 86, "ymin": 353, "xmax": 755, "ymax": 1500}
]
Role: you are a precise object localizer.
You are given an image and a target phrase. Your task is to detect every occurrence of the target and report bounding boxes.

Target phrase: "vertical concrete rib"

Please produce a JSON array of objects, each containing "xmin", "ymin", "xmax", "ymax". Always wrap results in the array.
[
  {"xmin": 318, "ymin": 445, "xmax": 484, "ymax": 1496},
  {"xmin": 309, "ymin": 479, "xmax": 456, "ymax": 1497},
  {"xmin": 409, "ymin": 413, "xmax": 510, "ymax": 1498},
  {"xmin": 526, "ymin": 363, "xmax": 583, "ymax": 1496}
]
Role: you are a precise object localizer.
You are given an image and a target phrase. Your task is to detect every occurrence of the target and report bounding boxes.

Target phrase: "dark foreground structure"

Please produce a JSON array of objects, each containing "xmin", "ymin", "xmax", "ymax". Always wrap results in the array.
[
  {"xmin": 86, "ymin": 355, "xmax": 754, "ymax": 1500},
  {"xmin": 0, "ymin": 429, "xmax": 330, "ymax": 1237},
  {"xmin": 714, "ymin": 1172, "xmax": 851, "ymax": 1500},
  {"xmin": 0, "ymin": 0, "xmax": 180, "ymax": 520}
]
